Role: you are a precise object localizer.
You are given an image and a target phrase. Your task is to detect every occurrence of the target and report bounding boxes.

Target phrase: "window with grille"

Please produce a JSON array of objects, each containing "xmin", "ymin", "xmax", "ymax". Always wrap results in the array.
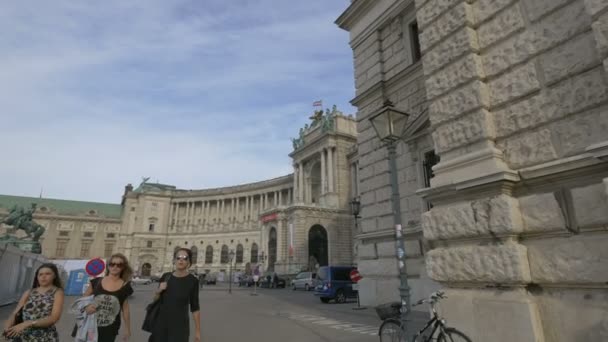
[
  {"xmin": 250, "ymin": 243, "xmax": 259, "ymax": 263},
  {"xmin": 205, "ymin": 245, "xmax": 214, "ymax": 264},
  {"xmin": 59, "ymin": 231, "xmax": 69, "ymax": 237},
  {"xmin": 220, "ymin": 245, "xmax": 229, "ymax": 264},
  {"xmin": 83, "ymin": 232, "xmax": 93, "ymax": 238},
  {"xmin": 236, "ymin": 244, "xmax": 244, "ymax": 263},
  {"xmin": 106, "ymin": 233, "xmax": 115, "ymax": 239},
  {"xmin": 104, "ymin": 243, "xmax": 114, "ymax": 257},
  {"xmin": 80, "ymin": 242, "xmax": 92, "ymax": 258},
  {"xmin": 409, "ymin": 21, "xmax": 421, "ymax": 63},
  {"xmin": 423, "ymin": 150, "xmax": 440, "ymax": 209},
  {"xmin": 147, "ymin": 241, "xmax": 153, "ymax": 248},
  {"xmin": 55, "ymin": 241, "xmax": 67, "ymax": 257}
]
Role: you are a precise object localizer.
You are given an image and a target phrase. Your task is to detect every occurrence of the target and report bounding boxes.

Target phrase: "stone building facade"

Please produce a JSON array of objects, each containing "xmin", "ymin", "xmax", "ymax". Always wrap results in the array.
[
  {"xmin": 0, "ymin": 195, "xmax": 122, "ymax": 259},
  {"xmin": 0, "ymin": 110, "xmax": 359, "ymax": 281},
  {"xmin": 338, "ymin": 0, "xmax": 608, "ymax": 341}
]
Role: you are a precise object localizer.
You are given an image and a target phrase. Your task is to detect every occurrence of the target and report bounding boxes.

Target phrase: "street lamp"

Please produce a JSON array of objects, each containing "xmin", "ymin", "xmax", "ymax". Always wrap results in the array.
[
  {"xmin": 228, "ymin": 249, "xmax": 235, "ymax": 294},
  {"xmin": 368, "ymin": 100, "xmax": 412, "ymax": 333}
]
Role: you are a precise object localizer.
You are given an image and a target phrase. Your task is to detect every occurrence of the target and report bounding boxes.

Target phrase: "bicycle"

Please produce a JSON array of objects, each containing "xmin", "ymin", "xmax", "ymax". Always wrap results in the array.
[{"xmin": 377, "ymin": 291, "xmax": 471, "ymax": 342}]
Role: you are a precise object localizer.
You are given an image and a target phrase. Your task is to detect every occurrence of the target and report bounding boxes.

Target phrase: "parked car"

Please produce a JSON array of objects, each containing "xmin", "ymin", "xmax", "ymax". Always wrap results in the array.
[
  {"xmin": 205, "ymin": 274, "xmax": 217, "ymax": 285},
  {"xmin": 260, "ymin": 273, "xmax": 286, "ymax": 288},
  {"xmin": 314, "ymin": 266, "xmax": 357, "ymax": 303},
  {"xmin": 292, "ymin": 271, "xmax": 316, "ymax": 291},
  {"xmin": 131, "ymin": 277, "xmax": 152, "ymax": 285}
]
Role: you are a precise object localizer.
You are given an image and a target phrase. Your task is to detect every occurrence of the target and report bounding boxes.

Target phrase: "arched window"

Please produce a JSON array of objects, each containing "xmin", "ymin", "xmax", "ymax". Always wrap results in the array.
[
  {"xmin": 205, "ymin": 246, "xmax": 213, "ymax": 264},
  {"xmin": 236, "ymin": 244, "xmax": 244, "ymax": 264},
  {"xmin": 251, "ymin": 243, "xmax": 258, "ymax": 263},
  {"xmin": 221, "ymin": 245, "xmax": 229, "ymax": 264},
  {"xmin": 190, "ymin": 246, "xmax": 198, "ymax": 264}
]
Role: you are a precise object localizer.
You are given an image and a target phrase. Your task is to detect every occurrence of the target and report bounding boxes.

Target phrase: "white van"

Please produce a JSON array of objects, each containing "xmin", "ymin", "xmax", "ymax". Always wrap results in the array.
[{"xmin": 292, "ymin": 271, "xmax": 317, "ymax": 291}]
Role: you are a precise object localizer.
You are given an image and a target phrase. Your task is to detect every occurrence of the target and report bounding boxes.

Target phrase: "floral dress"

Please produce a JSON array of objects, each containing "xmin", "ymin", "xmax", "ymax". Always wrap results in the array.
[{"xmin": 20, "ymin": 287, "xmax": 59, "ymax": 342}]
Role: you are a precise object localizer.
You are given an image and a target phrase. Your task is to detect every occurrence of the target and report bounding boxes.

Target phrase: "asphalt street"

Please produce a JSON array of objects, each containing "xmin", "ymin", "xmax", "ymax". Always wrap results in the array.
[{"xmin": 1, "ymin": 283, "xmax": 430, "ymax": 341}]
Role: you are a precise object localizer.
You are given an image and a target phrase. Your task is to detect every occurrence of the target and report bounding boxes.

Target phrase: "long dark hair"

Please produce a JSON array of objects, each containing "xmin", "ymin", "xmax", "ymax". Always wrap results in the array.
[
  {"xmin": 32, "ymin": 263, "xmax": 63, "ymax": 289},
  {"xmin": 105, "ymin": 253, "xmax": 134, "ymax": 282}
]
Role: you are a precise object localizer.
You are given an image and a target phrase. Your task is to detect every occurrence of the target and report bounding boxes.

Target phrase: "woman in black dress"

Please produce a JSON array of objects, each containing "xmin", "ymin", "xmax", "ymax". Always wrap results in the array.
[
  {"xmin": 150, "ymin": 248, "xmax": 201, "ymax": 342},
  {"xmin": 83, "ymin": 253, "xmax": 134, "ymax": 341}
]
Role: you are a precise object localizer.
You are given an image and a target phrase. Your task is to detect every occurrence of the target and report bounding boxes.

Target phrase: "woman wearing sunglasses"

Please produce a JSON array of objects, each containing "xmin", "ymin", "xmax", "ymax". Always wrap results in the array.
[
  {"xmin": 83, "ymin": 253, "xmax": 134, "ymax": 341},
  {"xmin": 149, "ymin": 248, "xmax": 201, "ymax": 342}
]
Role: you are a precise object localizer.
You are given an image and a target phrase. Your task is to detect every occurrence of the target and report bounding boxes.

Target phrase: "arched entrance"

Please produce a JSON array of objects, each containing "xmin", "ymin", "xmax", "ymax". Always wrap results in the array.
[
  {"xmin": 268, "ymin": 227, "xmax": 277, "ymax": 272},
  {"xmin": 141, "ymin": 263, "xmax": 152, "ymax": 277},
  {"xmin": 308, "ymin": 225, "xmax": 328, "ymax": 270}
]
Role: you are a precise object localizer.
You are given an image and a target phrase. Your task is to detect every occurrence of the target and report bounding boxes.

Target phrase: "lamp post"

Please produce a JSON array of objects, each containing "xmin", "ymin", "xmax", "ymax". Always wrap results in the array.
[
  {"xmin": 350, "ymin": 197, "xmax": 366, "ymax": 310},
  {"xmin": 368, "ymin": 100, "xmax": 411, "ymax": 333},
  {"xmin": 228, "ymin": 250, "xmax": 235, "ymax": 294}
]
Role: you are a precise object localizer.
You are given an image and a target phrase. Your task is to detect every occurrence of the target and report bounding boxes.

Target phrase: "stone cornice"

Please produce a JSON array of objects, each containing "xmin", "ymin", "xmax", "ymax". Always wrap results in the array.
[
  {"xmin": 355, "ymin": 227, "xmax": 422, "ymax": 242},
  {"xmin": 335, "ymin": 0, "xmax": 376, "ymax": 31},
  {"xmin": 283, "ymin": 204, "xmax": 351, "ymax": 216}
]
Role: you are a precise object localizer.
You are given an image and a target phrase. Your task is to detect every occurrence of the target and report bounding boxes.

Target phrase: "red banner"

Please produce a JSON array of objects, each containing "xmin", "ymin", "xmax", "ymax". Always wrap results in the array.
[{"xmin": 261, "ymin": 213, "xmax": 278, "ymax": 223}]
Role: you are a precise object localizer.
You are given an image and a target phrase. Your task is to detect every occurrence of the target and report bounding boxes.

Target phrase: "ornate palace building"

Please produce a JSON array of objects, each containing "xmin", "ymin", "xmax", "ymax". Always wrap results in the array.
[{"xmin": 0, "ymin": 108, "xmax": 360, "ymax": 279}]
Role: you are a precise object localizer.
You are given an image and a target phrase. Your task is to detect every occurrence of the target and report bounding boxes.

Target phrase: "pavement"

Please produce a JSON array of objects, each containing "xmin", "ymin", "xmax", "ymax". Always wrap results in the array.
[{"xmin": 1, "ymin": 282, "xmax": 430, "ymax": 341}]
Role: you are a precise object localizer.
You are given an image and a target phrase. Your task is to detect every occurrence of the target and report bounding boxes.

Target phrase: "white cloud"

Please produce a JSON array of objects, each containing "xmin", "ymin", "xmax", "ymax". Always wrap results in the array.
[{"xmin": 0, "ymin": 0, "xmax": 355, "ymax": 203}]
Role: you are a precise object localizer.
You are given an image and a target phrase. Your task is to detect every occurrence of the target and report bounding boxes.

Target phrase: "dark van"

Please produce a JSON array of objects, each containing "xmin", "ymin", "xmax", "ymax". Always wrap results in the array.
[{"xmin": 314, "ymin": 266, "xmax": 357, "ymax": 303}]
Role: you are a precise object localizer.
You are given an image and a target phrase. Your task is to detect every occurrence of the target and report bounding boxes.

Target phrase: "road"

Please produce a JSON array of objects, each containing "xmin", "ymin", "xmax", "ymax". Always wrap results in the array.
[{"xmin": 1, "ymin": 283, "xmax": 429, "ymax": 341}]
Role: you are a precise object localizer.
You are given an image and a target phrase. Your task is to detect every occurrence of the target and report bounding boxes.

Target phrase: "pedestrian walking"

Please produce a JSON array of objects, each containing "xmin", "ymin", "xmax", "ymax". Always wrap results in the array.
[
  {"xmin": 2, "ymin": 263, "xmax": 65, "ymax": 341},
  {"xmin": 149, "ymin": 248, "xmax": 201, "ymax": 342},
  {"xmin": 82, "ymin": 253, "xmax": 134, "ymax": 342}
]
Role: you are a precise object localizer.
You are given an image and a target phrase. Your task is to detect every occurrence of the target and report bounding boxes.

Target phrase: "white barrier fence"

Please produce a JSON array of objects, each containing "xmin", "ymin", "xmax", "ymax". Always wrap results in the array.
[{"xmin": 0, "ymin": 244, "xmax": 48, "ymax": 306}]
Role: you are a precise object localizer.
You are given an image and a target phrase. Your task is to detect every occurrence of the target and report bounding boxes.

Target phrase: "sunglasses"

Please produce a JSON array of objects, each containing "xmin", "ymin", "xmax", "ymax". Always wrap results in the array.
[
  {"xmin": 175, "ymin": 255, "xmax": 189, "ymax": 261},
  {"xmin": 109, "ymin": 262, "xmax": 124, "ymax": 268}
]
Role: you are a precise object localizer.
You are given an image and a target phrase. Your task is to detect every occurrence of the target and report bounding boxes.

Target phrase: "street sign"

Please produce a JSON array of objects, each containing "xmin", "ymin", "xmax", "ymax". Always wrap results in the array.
[
  {"xmin": 85, "ymin": 258, "xmax": 106, "ymax": 277},
  {"xmin": 350, "ymin": 269, "xmax": 362, "ymax": 283}
]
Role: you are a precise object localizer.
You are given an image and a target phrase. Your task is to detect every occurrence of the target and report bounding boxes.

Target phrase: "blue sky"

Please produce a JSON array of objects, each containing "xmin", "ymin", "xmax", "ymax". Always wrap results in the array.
[{"xmin": 0, "ymin": 0, "xmax": 356, "ymax": 203}]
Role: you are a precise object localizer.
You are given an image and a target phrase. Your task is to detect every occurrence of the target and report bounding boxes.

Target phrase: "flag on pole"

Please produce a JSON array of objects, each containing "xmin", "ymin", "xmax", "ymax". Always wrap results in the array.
[{"xmin": 312, "ymin": 100, "xmax": 323, "ymax": 107}]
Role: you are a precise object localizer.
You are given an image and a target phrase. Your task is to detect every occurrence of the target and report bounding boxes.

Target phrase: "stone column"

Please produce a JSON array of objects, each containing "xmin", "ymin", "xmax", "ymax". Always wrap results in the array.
[
  {"xmin": 185, "ymin": 202, "xmax": 191, "ymax": 230},
  {"xmin": 327, "ymin": 147, "xmax": 334, "ymax": 192},
  {"xmin": 299, "ymin": 164, "xmax": 305, "ymax": 202},
  {"xmin": 278, "ymin": 191, "xmax": 282, "ymax": 206},
  {"xmin": 174, "ymin": 203, "xmax": 180, "ymax": 229},
  {"xmin": 168, "ymin": 202, "xmax": 174, "ymax": 230},
  {"xmin": 321, "ymin": 149, "xmax": 327, "ymax": 194},
  {"xmin": 293, "ymin": 164, "xmax": 299, "ymax": 202},
  {"xmin": 287, "ymin": 189, "xmax": 292, "ymax": 204}
]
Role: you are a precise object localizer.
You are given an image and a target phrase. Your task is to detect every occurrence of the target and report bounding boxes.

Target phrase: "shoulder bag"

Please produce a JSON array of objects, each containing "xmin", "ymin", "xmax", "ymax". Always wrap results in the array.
[{"xmin": 142, "ymin": 273, "xmax": 171, "ymax": 333}]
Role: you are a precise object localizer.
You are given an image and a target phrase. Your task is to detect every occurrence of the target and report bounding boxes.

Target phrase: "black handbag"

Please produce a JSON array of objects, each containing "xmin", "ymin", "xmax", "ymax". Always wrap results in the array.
[{"xmin": 142, "ymin": 274, "xmax": 171, "ymax": 333}]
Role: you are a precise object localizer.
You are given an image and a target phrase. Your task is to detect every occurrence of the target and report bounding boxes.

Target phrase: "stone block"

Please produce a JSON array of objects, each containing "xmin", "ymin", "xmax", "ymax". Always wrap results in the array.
[
  {"xmin": 518, "ymin": 193, "xmax": 567, "ymax": 232},
  {"xmin": 422, "ymin": 27, "xmax": 479, "ymax": 76},
  {"xmin": 493, "ymin": 94, "xmax": 544, "ymax": 138},
  {"xmin": 523, "ymin": 0, "xmax": 572, "ymax": 22},
  {"xmin": 584, "ymin": 0, "xmax": 608, "ymax": 17},
  {"xmin": 571, "ymin": 183, "xmax": 608, "ymax": 227},
  {"xmin": 420, "ymin": 2, "xmax": 475, "ymax": 53},
  {"xmin": 417, "ymin": 0, "xmax": 461, "ymax": 29},
  {"xmin": 489, "ymin": 62, "xmax": 541, "ymax": 108},
  {"xmin": 499, "ymin": 129, "xmax": 558, "ymax": 169},
  {"xmin": 374, "ymin": 186, "xmax": 392, "ymax": 203},
  {"xmin": 551, "ymin": 106, "xmax": 608, "ymax": 157},
  {"xmin": 527, "ymin": 233, "xmax": 608, "ymax": 283},
  {"xmin": 477, "ymin": 3, "xmax": 525, "ymax": 49},
  {"xmin": 425, "ymin": 53, "xmax": 485, "ymax": 100},
  {"xmin": 429, "ymin": 80, "xmax": 490, "ymax": 126},
  {"xmin": 426, "ymin": 242, "xmax": 532, "ymax": 283},
  {"xmin": 545, "ymin": 66, "xmax": 608, "ymax": 119},
  {"xmin": 432, "ymin": 109, "xmax": 494, "ymax": 153},
  {"xmin": 357, "ymin": 257, "xmax": 398, "ymax": 277},
  {"xmin": 474, "ymin": 0, "xmax": 516, "ymax": 23},
  {"xmin": 357, "ymin": 243, "xmax": 377, "ymax": 259},
  {"xmin": 540, "ymin": 32, "xmax": 600, "ymax": 85},
  {"xmin": 483, "ymin": 1, "xmax": 592, "ymax": 77},
  {"xmin": 422, "ymin": 194, "xmax": 524, "ymax": 240},
  {"xmin": 360, "ymin": 218, "xmax": 377, "ymax": 233},
  {"xmin": 592, "ymin": 12, "xmax": 608, "ymax": 57}
]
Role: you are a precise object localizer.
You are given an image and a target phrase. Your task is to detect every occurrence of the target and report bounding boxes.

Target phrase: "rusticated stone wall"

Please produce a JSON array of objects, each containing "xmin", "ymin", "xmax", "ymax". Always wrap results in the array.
[{"xmin": 416, "ymin": 0, "xmax": 608, "ymax": 341}]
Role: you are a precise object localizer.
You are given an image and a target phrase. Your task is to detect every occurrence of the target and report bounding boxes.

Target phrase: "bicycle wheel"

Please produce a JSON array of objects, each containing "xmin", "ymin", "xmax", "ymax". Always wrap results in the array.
[
  {"xmin": 379, "ymin": 318, "xmax": 405, "ymax": 342},
  {"xmin": 438, "ymin": 328, "xmax": 472, "ymax": 342}
]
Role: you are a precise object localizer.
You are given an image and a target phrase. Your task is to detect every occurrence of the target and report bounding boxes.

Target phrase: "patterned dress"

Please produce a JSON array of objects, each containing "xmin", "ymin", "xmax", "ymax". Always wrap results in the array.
[{"xmin": 20, "ymin": 287, "xmax": 59, "ymax": 342}]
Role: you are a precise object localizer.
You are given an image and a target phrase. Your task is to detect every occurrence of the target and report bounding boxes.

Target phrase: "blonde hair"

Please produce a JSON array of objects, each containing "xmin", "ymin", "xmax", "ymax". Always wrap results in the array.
[{"xmin": 105, "ymin": 253, "xmax": 133, "ymax": 282}]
